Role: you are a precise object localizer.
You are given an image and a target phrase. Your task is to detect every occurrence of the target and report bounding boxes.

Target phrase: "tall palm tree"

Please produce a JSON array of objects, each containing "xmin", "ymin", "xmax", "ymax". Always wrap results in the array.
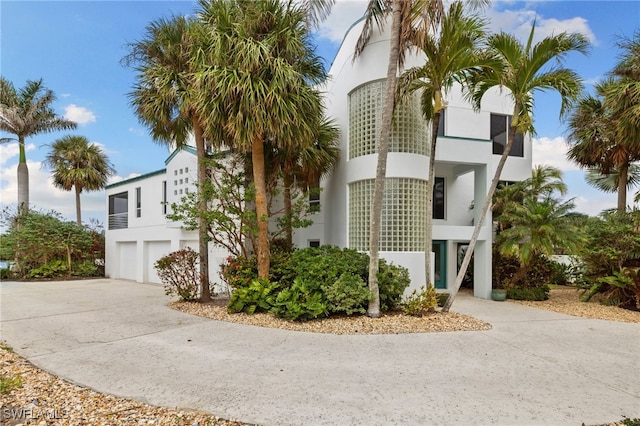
[
  {"xmin": 0, "ymin": 78, "xmax": 77, "ymax": 213},
  {"xmin": 124, "ymin": 15, "xmax": 214, "ymax": 302},
  {"xmin": 442, "ymin": 24, "xmax": 589, "ymax": 312},
  {"xmin": 566, "ymin": 80, "xmax": 640, "ymax": 212},
  {"xmin": 354, "ymin": 0, "xmax": 489, "ymax": 317},
  {"xmin": 354, "ymin": 0, "xmax": 445, "ymax": 318},
  {"xmin": 44, "ymin": 135, "xmax": 115, "ymax": 226},
  {"xmin": 195, "ymin": 0, "xmax": 326, "ymax": 279},
  {"xmin": 584, "ymin": 164, "xmax": 640, "ymax": 196},
  {"xmin": 397, "ymin": 1, "xmax": 488, "ymax": 288}
]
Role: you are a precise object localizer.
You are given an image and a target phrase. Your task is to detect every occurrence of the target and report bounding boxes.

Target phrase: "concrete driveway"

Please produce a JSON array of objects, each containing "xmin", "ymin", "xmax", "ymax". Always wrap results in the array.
[{"xmin": 1, "ymin": 278, "xmax": 638, "ymax": 425}]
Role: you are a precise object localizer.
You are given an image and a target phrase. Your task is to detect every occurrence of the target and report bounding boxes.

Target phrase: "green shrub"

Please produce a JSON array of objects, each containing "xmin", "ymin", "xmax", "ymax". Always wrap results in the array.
[
  {"xmin": 26, "ymin": 259, "xmax": 68, "ymax": 278},
  {"xmin": 402, "ymin": 285, "xmax": 438, "ymax": 316},
  {"xmin": 73, "ymin": 260, "xmax": 100, "ymax": 277},
  {"xmin": 155, "ymin": 248, "xmax": 201, "ymax": 302},
  {"xmin": 323, "ymin": 273, "xmax": 371, "ymax": 315},
  {"xmin": 270, "ymin": 278, "xmax": 328, "ymax": 321},
  {"xmin": 0, "ymin": 268, "xmax": 12, "ymax": 280},
  {"xmin": 220, "ymin": 255, "xmax": 257, "ymax": 289},
  {"xmin": 228, "ymin": 279, "xmax": 279, "ymax": 315},
  {"xmin": 378, "ymin": 259, "xmax": 411, "ymax": 310},
  {"xmin": 506, "ymin": 285, "xmax": 550, "ymax": 301},
  {"xmin": 0, "ymin": 373, "xmax": 22, "ymax": 395},
  {"xmin": 437, "ymin": 292, "xmax": 450, "ymax": 307}
]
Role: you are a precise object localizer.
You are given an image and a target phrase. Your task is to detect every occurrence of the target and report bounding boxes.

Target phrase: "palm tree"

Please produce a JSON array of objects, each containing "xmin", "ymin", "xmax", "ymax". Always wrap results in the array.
[
  {"xmin": 278, "ymin": 117, "xmax": 340, "ymax": 246},
  {"xmin": 195, "ymin": 0, "xmax": 326, "ymax": 279},
  {"xmin": 497, "ymin": 196, "xmax": 583, "ymax": 281},
  {"xmin": 44, "ymin": 135, "xmax": 115, "ymax": 226},
  {"xmin": 566, "ymin": 80, "xmax": 640, "ymax": 212},
  {"xmin": 441, "ymin": 24, "xmax": 589, "ymax": 312},
  {"xmin": 0, "ymin": 78, "xmax": 77, "ymax": 213},
  {"xmin": 354, "ymin": 0, "xmax": 489, "ymax": 317},
  {"xmin": 397, "ymin": 1, "xmax": 488, "ymax": 288},
  {"xmin": 354, "ymin": 0, "xmax": 445, "ymax": 318},
  {"xmin": 123, "ymin": 15, "xmax": 214, "ymax": 302},
  {"xmin": 585, "ymin": 164, "xmax": 640, "ymax": 196}
]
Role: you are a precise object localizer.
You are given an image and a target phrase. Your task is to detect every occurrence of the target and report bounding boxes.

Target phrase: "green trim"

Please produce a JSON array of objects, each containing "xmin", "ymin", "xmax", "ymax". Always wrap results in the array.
[
  {"xmin": 106, "ymin": 169, "xmax": 166, "ymax": 189},
  {"xmin": 438, "ymin": 135, "xmax": 491, "ymax": 143},
  {"xmin": 165, "ymin": 145, "xmax": 196, "ymax": 165}
]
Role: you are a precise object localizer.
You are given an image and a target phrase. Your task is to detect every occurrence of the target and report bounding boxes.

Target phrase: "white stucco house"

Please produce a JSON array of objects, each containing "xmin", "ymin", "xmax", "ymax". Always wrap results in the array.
[{"xmin": 105, "ymin": 17, "xmax": 532, "ymax": 299}]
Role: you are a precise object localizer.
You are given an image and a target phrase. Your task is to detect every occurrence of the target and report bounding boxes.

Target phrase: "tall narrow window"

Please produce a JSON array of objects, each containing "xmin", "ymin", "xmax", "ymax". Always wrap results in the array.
[
  {"xmin": 162, "ymin": 181, "xmax": 167, "ymax": 215},
  {"xmin": 135, "ymin": 187, "xmax": 141, "ymax": 218},
  {"xmin": 491, "ymin": 114, "xmax": 524, "ymax": 157},
  {"xmin": 433, "ymin": 177, "xmax": 445, "ymax": 219},
  {"xmin": 437, "ymin": 109, "xmax": 445, "ymax": 136},
  {"xmin": 308, "ymin": 176, "xmax": 321, "ymax": 212}
]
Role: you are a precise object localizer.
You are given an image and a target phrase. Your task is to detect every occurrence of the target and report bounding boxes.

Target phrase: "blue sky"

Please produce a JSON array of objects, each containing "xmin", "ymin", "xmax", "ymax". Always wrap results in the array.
[{"xmin": 1, "ymin": 0, "xmax": 639, "ymax": 227}]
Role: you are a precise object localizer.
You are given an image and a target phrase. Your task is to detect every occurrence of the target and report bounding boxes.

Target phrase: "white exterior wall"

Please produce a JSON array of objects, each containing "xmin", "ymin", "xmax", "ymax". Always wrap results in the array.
[{"xmin": 105, "ymin": 148, "xmax": 226, "ymax": 289}]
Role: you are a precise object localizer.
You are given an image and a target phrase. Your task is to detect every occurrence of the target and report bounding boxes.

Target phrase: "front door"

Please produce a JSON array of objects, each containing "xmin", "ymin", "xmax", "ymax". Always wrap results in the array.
[{"xmin": 432, "ymin": 240, "xmax": 447, "ymax": 289}]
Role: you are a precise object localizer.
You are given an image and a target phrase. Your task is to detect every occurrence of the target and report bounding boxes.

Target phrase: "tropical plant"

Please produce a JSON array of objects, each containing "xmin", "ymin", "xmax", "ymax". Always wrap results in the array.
[
  {"xmin": 566, "ymin": 80, "xmax": 640, "ymax": 213},
  {"xmin": 0, "ymin": 78, "xmax": 77, "ymax": 212},
  {"xmin": 124, "ymin": 15, "xmax": 213, "ymax": 302},
  {"xmin": 442, "ymin": 23, "xmax": 590, "ymax": 312},
  {"xmin": 155, "ymin": 248, "xmax": 202, "ymax": 302},
  {"xmin": 194, "ymin": 0, "xmax": 326, "ymax": 280},
  {"xmin": 397, "ymin": 1, "xmax": 489, "ymax": 287},
  {"xmin": 44, "ymin": 135, "xmax": 114, "ymax": 226}
]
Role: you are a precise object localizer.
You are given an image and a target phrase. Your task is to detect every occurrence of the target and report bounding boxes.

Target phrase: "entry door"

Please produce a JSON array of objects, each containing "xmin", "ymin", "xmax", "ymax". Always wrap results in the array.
[{"xmin": 432, "ymin": 240, "xmax": 447, "ymax": 289}]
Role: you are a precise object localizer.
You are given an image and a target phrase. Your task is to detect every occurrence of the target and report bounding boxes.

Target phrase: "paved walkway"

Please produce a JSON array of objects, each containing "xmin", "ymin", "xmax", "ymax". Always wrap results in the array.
[{"xmin": 1, "ymin": 279, "xmax": 638, "ymax": 425}]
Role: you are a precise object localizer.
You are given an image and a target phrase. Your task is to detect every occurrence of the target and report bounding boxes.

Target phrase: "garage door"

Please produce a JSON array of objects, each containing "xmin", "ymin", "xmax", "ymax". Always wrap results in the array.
[
  {"xmin": 147, "ymin": 241, "xmax": 172, "ymax": 284},
  {"xmin": 118, "ymin": 242, "xmax": 137, "ymax": 281}
]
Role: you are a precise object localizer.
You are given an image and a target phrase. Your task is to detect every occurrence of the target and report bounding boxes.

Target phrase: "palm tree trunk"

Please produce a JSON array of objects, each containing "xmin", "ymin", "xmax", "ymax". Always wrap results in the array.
[
  {"xmin": 194, "ymin": 120, "xmax": 212, "ymax": 303},
  {"xmin": 17, "ymin": 136, "xmax": 29, "ymax": 215},
  {"xmin": 442, "ymin": 122, "xmax": 518, "ymax": 312},
  {"xmin": 425, "ymin": 109, "xmax": 441, "ymax": 286},
  {"xmin": 367, "ymin": 0, "xmax": 402, "ymax": 318},
  {"xmin": 252, "ymin": 134, "xmax": 270, "ymax": 279},
  {"xmin": 618, "ymin": 162, "xmax": 628, "ymax": 213},
  {"xmin": 75, "ymin": 185, "xmax": 82, "ymax": 226}
]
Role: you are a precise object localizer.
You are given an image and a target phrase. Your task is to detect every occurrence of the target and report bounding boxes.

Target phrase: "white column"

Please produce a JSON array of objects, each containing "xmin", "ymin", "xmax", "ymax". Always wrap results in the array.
[{"xmin": 472, "ymin": 165, "xmax": 493, "ymax": 299}]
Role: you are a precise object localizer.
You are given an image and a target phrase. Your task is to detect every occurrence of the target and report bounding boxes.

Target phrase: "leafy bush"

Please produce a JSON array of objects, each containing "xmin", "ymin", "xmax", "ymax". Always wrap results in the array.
[
  {"xmin": 378, "ymin": 259, "xmax": 411, "ymax": 310},
  {"xmin": 223, "ymin": 245, "xmax": 410, "ymax": 320},
  {"xmin": 26, "ymin": 259, "xmax": 68, "ymax": 279},
  {"xmin": 507, "ymin": 285, "xmax": 550, "ymax": 301},
  {"xmin": 582, "ymin": 268, "xmax": 640, "ymax": 309},
  {"xmin": 73, "ymin": 260, "xmax": 100, "ymax": 277},
  {"xmin": 227, "ymin": 279, "xmax": 279, "ymax": 315},
  {"xmin": 402, "ymin": 285, "xmax": 438, "ymax": 316},
  {"xmin": 0, "ymin": 209, "xmax": 104, "ymax": 279},
  {"xmin": 270, "ymin": 278, "xmax": 328, "ymax": 321},
  {"xmin": 437, "ymin": 292, "xmax": 450, "ymax": 307},
  {"xmin": 0, "ymin": 268, "xmax": 12, "ymax": 280},
  {"xmin": 323, "ymin": 273, "xmax": 371, "ymax": 315},
  {"xmin": 155, "ymin": 248, "xmax": 201, "ymax": 302}
]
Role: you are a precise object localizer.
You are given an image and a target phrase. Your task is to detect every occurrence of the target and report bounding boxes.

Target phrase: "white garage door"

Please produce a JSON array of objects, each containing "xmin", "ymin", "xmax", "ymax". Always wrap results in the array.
[
  {"xmin": 118, "ymin": 242, "xmax": 137, "ymax": 281},
  {"xmin": 147, "ymin": 241, "xmax": 172, "ymax": 284}
]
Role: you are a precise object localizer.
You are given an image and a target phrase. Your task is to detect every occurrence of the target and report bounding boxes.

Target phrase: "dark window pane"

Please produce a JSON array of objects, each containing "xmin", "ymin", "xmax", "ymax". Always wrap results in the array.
[
  {"xmin": 433, "ymin": 177, "xmax": 445, "ymax": 219},
  {"xmin": 437, "ymin": 110, "xmax": 445, "ymax": 136}
]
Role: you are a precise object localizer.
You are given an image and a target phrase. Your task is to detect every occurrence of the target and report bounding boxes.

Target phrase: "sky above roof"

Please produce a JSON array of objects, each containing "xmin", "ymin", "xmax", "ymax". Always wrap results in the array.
[{"xmin": 1, "ymin": 0, "xmax": 639, "ymax": 227}]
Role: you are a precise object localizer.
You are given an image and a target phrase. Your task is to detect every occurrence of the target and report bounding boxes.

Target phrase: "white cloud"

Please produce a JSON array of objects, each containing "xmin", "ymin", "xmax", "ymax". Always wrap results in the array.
[
  {"xmin": 128, "ymin": 127, "xmax": 145, "ymax": 137},
  {"xmin": 0, "ymin": 142, "xmax": 36, "ymax": 167},
  {"xmin": 107, "ymin": 172, "xmax": 140, "ymax": 185},
  {"xmin": 316, "ymin": 0, "xmax": 367, "ymax": 43},
  {"xmin": 486, "ymin": 8, "xmax": 596, "ymax": 45},
  {"xmin": 532, "ymin": 136, "xmax": 580, "ymax": 172},
  {"xmin": 64, "ymin": 104, "xmax": 97, "ymax": 125},
  {"xmin": 572, "ymin": 193, "xmax": 617, "ymax": 217}
]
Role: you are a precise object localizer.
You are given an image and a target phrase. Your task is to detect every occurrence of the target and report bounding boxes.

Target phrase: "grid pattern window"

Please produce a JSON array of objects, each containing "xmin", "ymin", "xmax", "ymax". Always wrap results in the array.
[
  {"xmin": 348, "ymin": 80, "xmax": 429, "ymax": 159},
  {"xmin": 491, "ymin": 114, "xmax": 524, "ymax": 157},
  {"xmin": 349, "ymin": 178, "xmax": 428, "ymax": 251},
  {"xmin": 108, "ymin": 192, "xmax": 128, "ymax": 230},
  {"xmin": 135, "ymin": 187, "xmax": 141, "ymax": 218}
]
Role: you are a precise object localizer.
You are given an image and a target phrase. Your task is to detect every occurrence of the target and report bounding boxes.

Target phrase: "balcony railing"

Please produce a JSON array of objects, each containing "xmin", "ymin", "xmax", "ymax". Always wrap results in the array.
[{"xmin": 108, "ymin": 212, "xmax": 128, "ymax": 230}]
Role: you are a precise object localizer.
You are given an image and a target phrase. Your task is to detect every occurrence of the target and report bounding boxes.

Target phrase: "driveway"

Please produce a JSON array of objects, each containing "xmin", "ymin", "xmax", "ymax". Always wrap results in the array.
[{"xmin": 1, "ymin": 279, "xmax": 638, "ymax": 425}]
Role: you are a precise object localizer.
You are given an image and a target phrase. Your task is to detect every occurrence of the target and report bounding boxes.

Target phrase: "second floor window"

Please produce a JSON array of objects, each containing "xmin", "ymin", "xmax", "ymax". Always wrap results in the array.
[{"xmin": 491, "ymin": 114, "xmax": 524, "ymax": 157}]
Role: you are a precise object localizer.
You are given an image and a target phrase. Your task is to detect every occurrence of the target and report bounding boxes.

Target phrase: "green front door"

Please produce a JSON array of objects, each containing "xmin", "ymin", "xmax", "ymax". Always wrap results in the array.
[{"xmin": 432, "ymin": 240, "xmax": 447, "ymax": 289}]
